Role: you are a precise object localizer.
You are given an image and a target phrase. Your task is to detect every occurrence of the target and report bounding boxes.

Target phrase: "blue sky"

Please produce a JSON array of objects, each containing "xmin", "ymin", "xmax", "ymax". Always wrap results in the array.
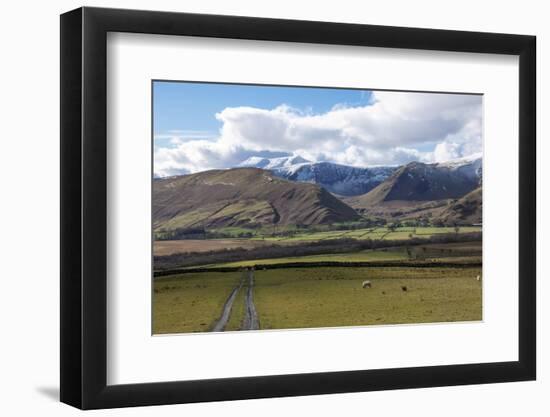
[
  {"xmin": 153, "ymin": 81, "xmax": 373, "ymax": 146},
  {"xmin": 153, "ymin": 81, "xmax": 482, "ymax": 177}
]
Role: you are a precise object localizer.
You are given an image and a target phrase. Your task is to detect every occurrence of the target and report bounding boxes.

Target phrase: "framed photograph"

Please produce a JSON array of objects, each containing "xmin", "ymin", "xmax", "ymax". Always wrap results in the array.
[{"xmin": 60, "ymin": 7, "xmax": 536, "ymax": 409}]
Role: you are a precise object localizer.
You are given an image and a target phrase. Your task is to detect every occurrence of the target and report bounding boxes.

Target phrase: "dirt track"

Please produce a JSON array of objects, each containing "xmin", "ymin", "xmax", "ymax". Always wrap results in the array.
[
  {"xmin": 211, "ymin": 275, "xmax": 245, "ymax": 332},
  {"xmin": 210, "ymin": 269, "xmax": 259, "ymax": 332},
  {"xmin": 242, "ymin": 270, "xmax": 260, "ymax": 330}
]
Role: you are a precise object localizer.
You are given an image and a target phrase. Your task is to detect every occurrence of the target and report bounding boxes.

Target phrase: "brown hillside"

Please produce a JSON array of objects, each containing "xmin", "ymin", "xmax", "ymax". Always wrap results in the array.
[
  {"xmin": 350, "ymin": 161, "xmax": 480, "ymax": 209},
  {"xmin": 153, "ymin": 168, "xmax": 360, "ymax": 232},
  {"xmin": 436, "ymin": 187, "xmax": 482, "ymax": 226}
]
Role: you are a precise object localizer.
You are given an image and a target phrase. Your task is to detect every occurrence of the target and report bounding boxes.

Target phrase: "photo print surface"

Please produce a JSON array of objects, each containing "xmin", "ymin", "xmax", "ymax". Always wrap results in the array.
[{"xmin": 152, "ymin": 81, "xmax": 483, "ymax": 335}]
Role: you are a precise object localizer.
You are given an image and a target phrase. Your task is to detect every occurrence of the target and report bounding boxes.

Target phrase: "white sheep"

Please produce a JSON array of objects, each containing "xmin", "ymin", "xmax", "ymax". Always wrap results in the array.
[{"xmin": 362, "ymin": 280, "xmax": 372, "ymax": 289}]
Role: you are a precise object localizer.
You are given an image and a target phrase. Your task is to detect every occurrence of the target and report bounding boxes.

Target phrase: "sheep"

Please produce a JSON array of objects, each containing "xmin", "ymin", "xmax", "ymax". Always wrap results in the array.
[
  {"xmin": 476, "ymin": 275, "xmax": 481, "ymax": 281},
  {"xmin": 401, "ymin": 286, "xmax": 408, "ymax": 292},
  {"xmin": 362, "ymin": 280, "xmax": 372, "ymax": 289}
]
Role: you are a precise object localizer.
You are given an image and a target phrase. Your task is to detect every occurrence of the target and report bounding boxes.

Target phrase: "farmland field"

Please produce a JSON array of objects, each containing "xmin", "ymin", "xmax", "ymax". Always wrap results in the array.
[
  {"xmin": 251, "ymin": 226, "xmax": 481, "ymax": 242},
  {"xmin": 162, "ymin": 240, "xmax": 482, "ymax": 271},
  {"xmin": 154, "ymin": 238, "xmax": 271, "ymax": 256},
  {"xmin": 153, "ymin": 241, "xmax": 482, "ymax": 334},
  {"xmin": 213, "ymin": 249, "xmax": 409, "ymax": 268},
  {"xmin": 153, "ymin": 226, "xmax": 481, "ymax": 257},
  {"xmin": 153, "ymin": 266, "xmax": 482, "ymax": 334},
  {"xmin": 153, "ymin": 271, "xmax": 242, "ymax": 334},
  {"xmin": 254, "ymin": 266, "xmax": 482, "ymax": 330}
]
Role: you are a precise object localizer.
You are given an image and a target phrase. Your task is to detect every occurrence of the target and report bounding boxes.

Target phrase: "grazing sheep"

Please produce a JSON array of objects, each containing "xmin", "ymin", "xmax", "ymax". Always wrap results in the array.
[
  {"xmin": 401, "ymin": 286, "xmax": 408, "ymax": 292},
  {"xmin": 476, "ymin": 275, "xmax": 481, "ymax": 281},
  {"xmin": 362, "ymin": 280, "xmax": 372, "ymax": 289}
]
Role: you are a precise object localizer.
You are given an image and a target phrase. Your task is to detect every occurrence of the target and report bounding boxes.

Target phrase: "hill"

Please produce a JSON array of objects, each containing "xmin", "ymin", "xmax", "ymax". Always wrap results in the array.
[
  {"xmin": 348, "ymin": 157, "xmax": 481, "ymax": 208},
  {"xmin": 436, "ymin": 187, "xmax": 482, "ymax": 225},
  {"xmin": 153, "ymin": 168, "xmax": 361, "ymax": 233}
]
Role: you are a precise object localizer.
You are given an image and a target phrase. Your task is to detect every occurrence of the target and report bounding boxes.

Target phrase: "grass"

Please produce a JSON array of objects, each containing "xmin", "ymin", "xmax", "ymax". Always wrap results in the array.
[
  {"xmin": 157, "ymin": 222, "xmax": 481, "ymax": 243},
  {"xmin": 413, "ymin": 226, "xmax": 481, "ymax": 235},
  {"xmin": 157, "ymin": 201, "xmax": 274, "ymax": 235},
  {"xmin": 153, "ymin": 262, "xmax": 482, "ymax": 334},
  {"xmin": 212, "ymin": 249, "xmax": 409, "ymax": 268},
  {"xmin": 254, "ymin": 266, "xmax": 482, "ymax": 330},
  {"xmin": 152, "ymin": 241, "xmax": 482, "ymax": 334},
  {"xmin": 213, "ymin": 200, "xmax": 274, "ymax": 226},
  {"xmin": 153, "ymin": 271, "xmax": 242, "ymax": 334},
  {"xmin": 247, "ymin": 226, "xmax": 481, "ymax": 243},
  {"xmin": 224, "ymin": 283, "xmax": 247, "ymax": 331},
  {"xmin": 157, "ymin": 204, "xmax": 224, "ymax": 231}
]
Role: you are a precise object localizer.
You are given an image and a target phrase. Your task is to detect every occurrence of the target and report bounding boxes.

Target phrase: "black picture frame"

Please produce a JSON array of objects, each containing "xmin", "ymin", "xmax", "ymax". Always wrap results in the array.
[{"xmin": 60, "ymin": 6, "xmax": 536, "ymax": 410}]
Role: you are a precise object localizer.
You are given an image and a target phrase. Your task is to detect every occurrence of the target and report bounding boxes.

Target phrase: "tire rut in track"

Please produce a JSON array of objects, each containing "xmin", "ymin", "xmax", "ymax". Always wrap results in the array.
[
  {"xmin": 211, "ymin": 274, "xmax": 245, "ymax": 332},
  {"xmin": 242, "ymin": 270, "xmax": 260, "ymax": 330}
]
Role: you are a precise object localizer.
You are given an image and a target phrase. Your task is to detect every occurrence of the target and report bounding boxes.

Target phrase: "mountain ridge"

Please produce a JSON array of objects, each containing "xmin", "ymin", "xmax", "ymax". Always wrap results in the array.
[
  {"xmin": 154, "ymin": 155, "xmax": 483, "ymax": 232},
  {"xmin": 238, "ymin": 155, "xmax": 397, "ymax": 196},
  {"xmin": 349, "ymin": 157, "xmax": 482, "ymax": 208}
]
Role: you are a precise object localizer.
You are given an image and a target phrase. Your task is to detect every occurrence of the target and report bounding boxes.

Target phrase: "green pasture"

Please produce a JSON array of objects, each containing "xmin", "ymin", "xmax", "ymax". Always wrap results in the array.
[
  {"xmin": 213, "ymin": 249, "xmax": 409, "ymax": 268},
  {"xmin": 153, "ymin": 261, "xmax": 482, "ymax": 334},
  {"xmin": 246, "ymin": 226, "xmax": 481, "ymax": 243},
  {"xmin": 253, "ymin": 266, "xmax": 482, "ymax": 330},
  {"xmin": 153, "ymin": 271, "xmax": 241, "ymax": 334}
]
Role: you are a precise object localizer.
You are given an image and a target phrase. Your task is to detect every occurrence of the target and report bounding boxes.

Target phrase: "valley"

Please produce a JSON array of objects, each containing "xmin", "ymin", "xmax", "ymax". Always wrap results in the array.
[
  {"xmin": 153, "ymin": 241, "xmax": 482, "ymax": 334},
  {"xmin": 152, "ymin": 154, "xmax": 483, "ymax": 334}
]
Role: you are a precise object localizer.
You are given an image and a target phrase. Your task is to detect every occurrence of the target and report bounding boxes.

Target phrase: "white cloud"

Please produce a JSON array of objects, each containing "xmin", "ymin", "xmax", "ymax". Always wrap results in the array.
[{"xmin": 154, "ymin": 91, "xmax": 482, "ymax": 176}]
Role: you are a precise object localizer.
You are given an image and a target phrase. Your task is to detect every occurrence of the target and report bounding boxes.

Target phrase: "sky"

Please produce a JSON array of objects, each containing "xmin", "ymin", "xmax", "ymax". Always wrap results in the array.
[{"xmin": 153, "ymin": 81, "xmax": 482, "ymax": 177}]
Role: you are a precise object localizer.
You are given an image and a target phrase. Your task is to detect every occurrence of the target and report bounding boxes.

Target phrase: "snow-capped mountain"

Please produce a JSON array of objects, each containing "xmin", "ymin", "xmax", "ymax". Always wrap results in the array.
[
  {"xmin": 238, "ymin": 153, "xmax": 482, "ymax": 198},
  {"xmin": 278, "ymin": 162, "xmax": 398, "ymax": 196},
  {"xmin": 238, "ymin": 155, "xmax": 311, "ymax": 172},
  {"xmin": 435, "ymin": 153, "xmax": 482, "ymax": 183},
  {"xmin": 238, "ymin": 155, "xmax": 397, "ymax": 196}
]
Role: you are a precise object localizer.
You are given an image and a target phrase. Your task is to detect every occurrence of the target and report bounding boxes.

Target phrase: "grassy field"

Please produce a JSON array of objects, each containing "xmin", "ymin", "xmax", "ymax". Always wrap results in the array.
[
  {"xmin": 250, "ymin": 226, "xmax": 480, "ymax": 242},
  {"xmin": 254, "ymin": 266, "xmax": 482, "ymax": 330},
  {"xmin": 153, "ymin": 249, "xmax": 482, "ymax": 334},
  {"xmin": 212, "ymin": 249, "xmax": 409, "ymax": 268},
  {"xmin": 152, "ymin": 238, "xmax": 482, "ymax": 334},
  {"xmin": 153, "ymin": 271, "xmax": 242, "ymax": 334}
]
